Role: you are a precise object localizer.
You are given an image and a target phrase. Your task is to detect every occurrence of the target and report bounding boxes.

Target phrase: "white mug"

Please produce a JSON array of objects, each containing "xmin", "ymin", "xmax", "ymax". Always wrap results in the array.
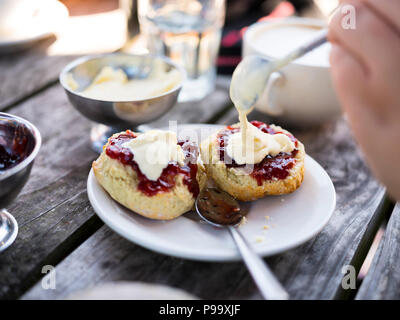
[{"xmin": 243, "ymin": 17, "xmax": 341, "ymax": 125}]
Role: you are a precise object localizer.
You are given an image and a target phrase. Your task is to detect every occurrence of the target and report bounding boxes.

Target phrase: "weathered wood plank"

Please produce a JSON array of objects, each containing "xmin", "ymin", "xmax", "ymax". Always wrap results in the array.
[
  {"xmin": 22, "ymin": 109, "xmax": 386, "ymax": 300},
  {"xmin": 0, "ymin": 37, "xmax": 74, "ymax": 111},
  {"xmin": 356, "ymin": 203, "xmax": 400, "ymax": 300},
  {"xmin": 0, "ymin": 80, "xmax": 232, "ymax": 299}
]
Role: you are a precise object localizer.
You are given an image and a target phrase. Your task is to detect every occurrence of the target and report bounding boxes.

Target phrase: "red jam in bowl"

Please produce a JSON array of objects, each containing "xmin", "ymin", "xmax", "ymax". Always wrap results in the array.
[
  {"xmin": 0, "ymin": 121, "xmax": 33, "ymax": 171},
  {"xmin": 217, "ymin": 121, "xmax": 299, "ymax": 186},
  {"xmin": 105, "ymin": 130, "xmax": 200, "ymax": 197},
  {"xmin": 0, "ymin": 145, "xmax": 21, "ymax": 170}
]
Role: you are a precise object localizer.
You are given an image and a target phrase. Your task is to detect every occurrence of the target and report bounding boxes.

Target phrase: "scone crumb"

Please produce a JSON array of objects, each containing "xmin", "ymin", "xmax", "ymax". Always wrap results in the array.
[
  {"xmin": 255, "ymin": 235, "xmax": 265, "ymax": 243},
  {"xmin": 263, "ymin": 225, "xmax": 270, "ymax": 230},
  {"xmin": 238, "ymin": 216, "xmax": 248, "ymax": 227}
]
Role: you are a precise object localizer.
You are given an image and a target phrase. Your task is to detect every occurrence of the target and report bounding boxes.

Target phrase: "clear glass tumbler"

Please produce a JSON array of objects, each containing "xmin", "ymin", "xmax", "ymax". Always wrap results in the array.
[{"xmin": 138, "ymin": 0, "xmax": 226, "ymax": 102}]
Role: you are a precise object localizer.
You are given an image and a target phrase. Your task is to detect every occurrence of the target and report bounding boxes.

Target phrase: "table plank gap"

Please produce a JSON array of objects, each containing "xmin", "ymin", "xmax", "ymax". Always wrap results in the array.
[
  {"xmin": 16, "ymin": 214, "xmax": 104, "ymax": 300},
  {"xmin": 1, "ymin": 80, "xmax": 59, "ymax": 114},
  {"xmin": 333, "ymin": 195, "xmax": 395, "ymax": 299},
  {"xmin": 355, "ymin": 202, "xmax": 400, "ymax": 300}
]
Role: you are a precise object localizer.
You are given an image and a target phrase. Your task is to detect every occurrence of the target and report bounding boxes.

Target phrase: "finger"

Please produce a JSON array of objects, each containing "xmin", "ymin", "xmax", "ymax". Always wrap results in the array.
[
  {"xmin": 330, "ymin": 44, "xmax": 388, "ymax": 163},
  {"xmin": 340, "ymin": 0, "xmax": 400, "ymax": 32},
  {"xmin": 329, "ymin": 0, "xmax": 400, "ymax": 76},
  {"xmin": 330, "ymin": 43, "xmax": 369, "ymax": 118},
  {"xmin": 328, "ymin": 2, "xmax": 369, "ymax": 76},
  {"xmin": 361, "ymin": 0, "xmax": 400, "ymax": 35},
  {"xmin": 330, "ymin": 43, "xmax": 390, "ymax": 122}
]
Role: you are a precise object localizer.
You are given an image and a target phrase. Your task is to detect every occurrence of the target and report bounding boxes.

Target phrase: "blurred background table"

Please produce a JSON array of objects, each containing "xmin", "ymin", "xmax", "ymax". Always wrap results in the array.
[{"xmin": 0, "ymin": 0, "xmax": 398, "ymax": 300}]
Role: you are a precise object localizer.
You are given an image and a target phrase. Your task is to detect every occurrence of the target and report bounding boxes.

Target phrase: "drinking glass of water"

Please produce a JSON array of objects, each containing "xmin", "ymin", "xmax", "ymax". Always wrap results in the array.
[{"xmin": 138, "ymin": 0, "xmax": 226, "ymax": 102}]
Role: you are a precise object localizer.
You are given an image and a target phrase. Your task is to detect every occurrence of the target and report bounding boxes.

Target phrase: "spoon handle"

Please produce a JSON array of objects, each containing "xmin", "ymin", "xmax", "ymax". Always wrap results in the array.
[{"xmin": 228, "ymin": 226, "xmax": 289, "ymax": 300}]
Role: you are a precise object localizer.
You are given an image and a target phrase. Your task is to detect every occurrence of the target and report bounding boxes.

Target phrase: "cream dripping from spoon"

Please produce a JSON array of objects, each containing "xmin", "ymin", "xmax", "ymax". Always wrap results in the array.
[
  {"xmin": 228, "ymin": 57, "xmax": 295, "ymax": 166},
  {"xmin": 228, "ymin": 30, "xmax": 328, "ymax": 165}
]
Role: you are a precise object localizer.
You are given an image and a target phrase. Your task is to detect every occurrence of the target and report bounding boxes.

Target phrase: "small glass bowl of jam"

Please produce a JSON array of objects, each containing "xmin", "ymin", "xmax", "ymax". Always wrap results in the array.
[{"xmin": 0, "ymin": 112, "xmax": 42, "ymax": 252}]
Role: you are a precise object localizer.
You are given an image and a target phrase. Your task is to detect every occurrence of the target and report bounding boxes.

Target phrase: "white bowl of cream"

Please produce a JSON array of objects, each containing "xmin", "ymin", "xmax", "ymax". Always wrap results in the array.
[{"xmin": 243, "ymin": 17, "xmax": 341, "ymax": 125}]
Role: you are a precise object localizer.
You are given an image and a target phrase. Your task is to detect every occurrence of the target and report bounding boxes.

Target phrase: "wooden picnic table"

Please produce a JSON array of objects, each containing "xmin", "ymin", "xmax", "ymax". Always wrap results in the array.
[{"xmin": 0, "ymin": 1, "xmax": 399, "ymax": 300}]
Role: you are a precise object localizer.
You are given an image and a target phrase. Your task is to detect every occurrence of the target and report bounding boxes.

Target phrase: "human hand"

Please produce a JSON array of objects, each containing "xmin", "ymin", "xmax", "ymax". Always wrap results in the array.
[{"xmin": 328, "ymin": 0, "xmax": 400, "ymax": 200}]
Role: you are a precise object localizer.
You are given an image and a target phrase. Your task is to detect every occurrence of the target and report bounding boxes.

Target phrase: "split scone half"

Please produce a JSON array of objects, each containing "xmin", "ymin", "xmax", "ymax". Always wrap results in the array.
[
  {"xmin": 93, "ymin": 130, "xmax": 206, "ymax": 220},
  {"xmin": 201, "ymin": 121, "xmax": 305, "ymax": 201}
]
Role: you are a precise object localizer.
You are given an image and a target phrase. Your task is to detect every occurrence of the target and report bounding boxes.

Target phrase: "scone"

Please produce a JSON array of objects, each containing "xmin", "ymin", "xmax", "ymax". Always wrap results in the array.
[
  {"xmin": 93, "ymin": 130, "xmax": 206, "ymax": 220},
  {"xmin": 201, "ymin": 121, "xmax": 305, "ymax": 201}
]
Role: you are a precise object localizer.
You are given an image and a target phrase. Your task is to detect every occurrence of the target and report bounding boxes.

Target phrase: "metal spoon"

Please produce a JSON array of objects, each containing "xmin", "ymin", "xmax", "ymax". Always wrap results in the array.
[
  {"xmin": 195, "ymin": 187, "xmax": 289, "ymax": 300},
  {"xmin": 120, "ymin": 55, "xmax": 154, "ymax": 80},
  {"xmin": 120, "ymin": 63, "xmax": 152, "ymax": 80},
  {"xmin": 230, "ymin": 29, "xmax": 328, "ymax": 111}
]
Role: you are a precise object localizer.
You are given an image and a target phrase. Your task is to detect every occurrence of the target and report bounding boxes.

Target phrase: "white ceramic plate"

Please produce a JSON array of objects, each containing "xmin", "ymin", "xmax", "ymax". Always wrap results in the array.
[
  {"xmin": 68, "ymin": 281, "xmax": 196, "ymax": 300},
  {"xmin": 0, "ymin": 0, "xmax": 68, "ymax": 54},
  {"xmin": 87, "ymin": 124, "xmax": 336, "ymax": 261}
]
